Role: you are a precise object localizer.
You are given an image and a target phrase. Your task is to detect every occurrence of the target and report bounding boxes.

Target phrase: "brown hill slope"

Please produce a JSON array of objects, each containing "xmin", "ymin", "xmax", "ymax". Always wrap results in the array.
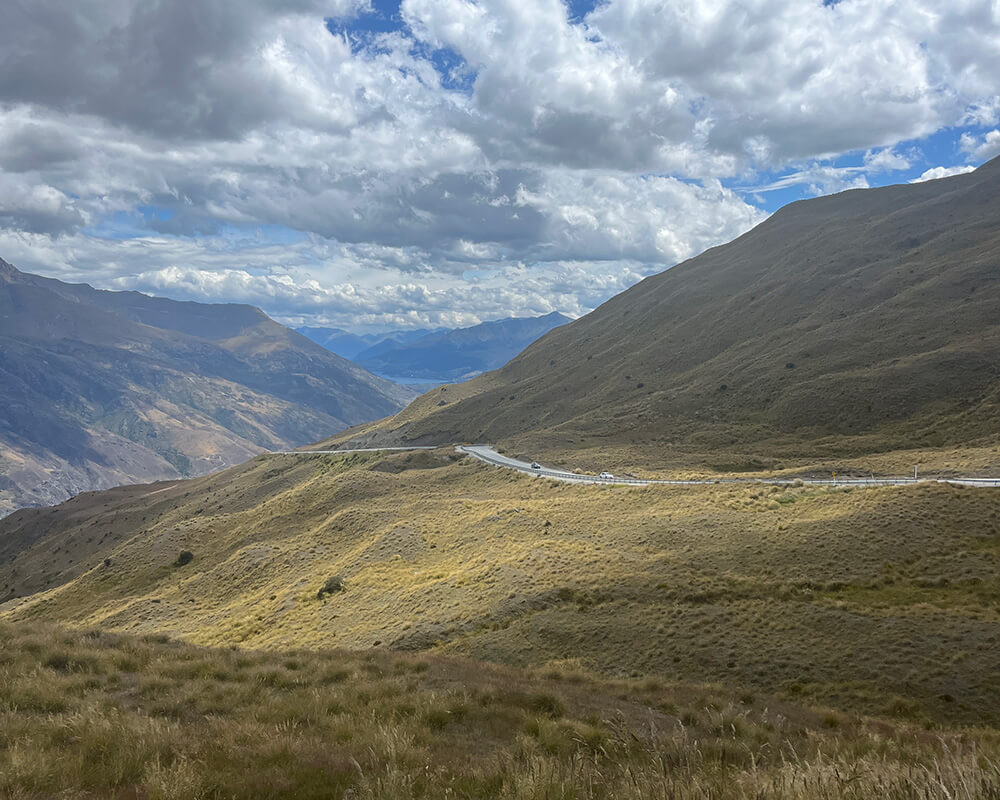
[
  {"xmin": 329, "ymin": 158, "xmax": 1000, "ymax": 465},
  {"xmin": 2, "ymin": 450, "xmax": 998, "ymax": 726},
  {"xmin": 0, "ymin": 260, "xmax": 416, "ymax": 515}
]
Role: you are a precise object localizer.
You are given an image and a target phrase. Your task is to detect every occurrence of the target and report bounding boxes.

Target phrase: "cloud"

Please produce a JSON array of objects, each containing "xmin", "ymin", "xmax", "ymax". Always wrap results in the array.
[
  {"xmin": 0, "ymin": 225, "xmax": 635, "ymax": 329},
  {"xmin": 0, "ymin": 0, "xmax": 369, "ymax": 140},
  {"xmin": 745, "ymin": 165, "xmax": 870, "ymax": 197},
  {"xmin": 864, "ymin": 147, "xmax": 912, "ymax": 172},
  {"xmin": 909, "ymin": 165, "xmax": 977, "ymax": 183},
  {"xmin": 0, "ymin": 119, "xmax": 84, "ymax": 173},
  {"xmin": 960, "ymin": 129, "xmax": 1000, "ymax": 162},
  {"xmin": 517, "ymin": 171, "xmax": 766, "ymax": 263},
  {"xmin": 0, "ymin": 176, "xmax": 89, "ymax": 234},
  {"xmin": 583, "ymin": 0, "xmax": 996, "ymax": 164},
  {"xmin": 0, "ymin": 0, "xmax": 999, "ymax": 327},
  {"xmin": 110, "ymin": 261, "xmax": 624, "ymax": 330}
]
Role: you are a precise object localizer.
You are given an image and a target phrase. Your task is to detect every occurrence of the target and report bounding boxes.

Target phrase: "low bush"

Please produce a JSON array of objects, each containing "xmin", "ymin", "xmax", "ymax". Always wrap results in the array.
[{"xmin": 317, "ymin": 575, "xmax": 345, "ymax": 598}]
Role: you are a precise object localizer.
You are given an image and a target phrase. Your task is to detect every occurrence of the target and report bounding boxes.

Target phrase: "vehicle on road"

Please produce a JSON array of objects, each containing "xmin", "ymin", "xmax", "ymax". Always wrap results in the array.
[
  {"xmin": 530, "ymin": 462, "xmax": 541, "ymax": 469},
  {"xmin": 599, "ymin": 471, "xmax": 614, "ymax": 479}
]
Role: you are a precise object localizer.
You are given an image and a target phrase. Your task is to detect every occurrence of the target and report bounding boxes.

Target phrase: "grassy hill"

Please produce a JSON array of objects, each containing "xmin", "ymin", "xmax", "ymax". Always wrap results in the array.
[
  {"xmin": 325, "ymin": 158, "xmax": 1000, "ymax": 471},
  {"xmin": 3, "ymin": 449, "xmax": 998, "ymax": 729},
  {"xmin": 4, "ymin": 166, "xmax": 1000, "ymax": 798},
  {"xmin": 4, "ymin": 621, "xmax": 997, "ymax": 800},
  {"xmin": 0, "ymin": 259, "xmax": 416, "ymax": 515}
]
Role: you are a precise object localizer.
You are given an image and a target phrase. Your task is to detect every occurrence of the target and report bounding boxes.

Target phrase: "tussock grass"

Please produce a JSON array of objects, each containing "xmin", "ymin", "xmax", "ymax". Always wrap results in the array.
[
  {"xmin": 2, "ymin": 450, "xmax": 998, "ymax": 727},
  {"xmin": 1, "ymin": 621, "xmax": 998, "ymax": 799}
]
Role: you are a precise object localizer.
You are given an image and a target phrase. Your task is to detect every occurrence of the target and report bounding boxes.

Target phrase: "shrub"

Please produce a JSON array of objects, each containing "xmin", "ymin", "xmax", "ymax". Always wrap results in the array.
[
  {"xmin": 527, "ymin": 693, "xmax": 565, "ymax": 718},
  {"xmin": 174, "ymin": 551, "xmax": 194, "ymax": 567},
  {"xmin": 423, "ymin": 708, "xmax": 452, "ymax": 730},
  {"xmin": 318, "ymin": 575, "xmax": 346, "ymax": 598}
]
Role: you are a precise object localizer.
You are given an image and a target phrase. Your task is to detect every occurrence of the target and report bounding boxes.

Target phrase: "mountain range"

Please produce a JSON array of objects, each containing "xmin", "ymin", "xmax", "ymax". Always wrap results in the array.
[
  {"xmin": 333, "ymin": 156, "xmax": 1000, "ymax": 467},
  {"xmin": 3, "ymin": 161, "xmax": 1000, "ymax": 745},
  {"xmin": 295, "ymin": 326, "xmax": 443, "ymax": 362},
  {"xmin": 0, "ymin": 260, "xmax": 416, "ymax": 515},
  {"xmin": 300, "ymin": 312, "xmax": 572, "ymax": 383}
]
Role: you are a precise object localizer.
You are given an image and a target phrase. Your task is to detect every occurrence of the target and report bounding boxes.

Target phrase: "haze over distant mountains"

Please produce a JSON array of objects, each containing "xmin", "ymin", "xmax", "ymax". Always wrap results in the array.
[
  {"xmin": 300, "ymin": 312, "xmax": 572, "ymax": 383},
  {"xmin": 295, "ymin": 327, "xmax": 444, "ymax": 362},
  {"xmin": 334, "ymin": 157, "xmax": 1000, "ymax": 464},
  {"xmin": 0, "ymin": 260, "xmax": 416, "ymax": 515}
]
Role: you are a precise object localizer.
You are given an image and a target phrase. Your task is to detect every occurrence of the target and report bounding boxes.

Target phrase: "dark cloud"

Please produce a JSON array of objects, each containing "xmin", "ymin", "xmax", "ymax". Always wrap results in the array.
[
  {"xmin": 0, "ymin": 121, "xmax": 84, "ymax": 173},
  {"xmin": 0, "ymin": 190, "xmax": 87, "ymax": 234},
  {"xmin": 0, "ymin": 0, "xmax": 997, "ymax": 327},
  {"xmin": 0, "ymin": 0, "xmax": 362, "ymax": 140}
]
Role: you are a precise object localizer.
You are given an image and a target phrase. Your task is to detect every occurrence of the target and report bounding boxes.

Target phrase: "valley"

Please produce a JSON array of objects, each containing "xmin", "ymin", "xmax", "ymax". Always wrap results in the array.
[
  {"xmin": 2, "ymin": 161, "xmax": 999, "ymax": 798},
  {"xmin": 300, "ymin": 313, "xmax": 572, "ymax": 384},
  {"xmin": 0, "ymin": 259, "xmax": 416, "ymax": 516},
  {"xmin": 4, "ymin": 3, "xmax": 1000, "ymax": 796}
]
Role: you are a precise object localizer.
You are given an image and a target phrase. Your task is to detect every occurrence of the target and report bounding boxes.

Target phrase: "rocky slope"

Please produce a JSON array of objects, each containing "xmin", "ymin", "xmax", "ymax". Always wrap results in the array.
[{"xmin": 0, "ymin": 260, "xmax": 416, "ymax": 514}]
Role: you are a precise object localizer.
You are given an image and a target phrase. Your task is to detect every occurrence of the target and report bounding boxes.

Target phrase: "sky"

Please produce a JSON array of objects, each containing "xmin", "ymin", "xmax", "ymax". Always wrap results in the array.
[{"xmin": 1, "ymin": 0, "xmax": 998, "ymax": 332}]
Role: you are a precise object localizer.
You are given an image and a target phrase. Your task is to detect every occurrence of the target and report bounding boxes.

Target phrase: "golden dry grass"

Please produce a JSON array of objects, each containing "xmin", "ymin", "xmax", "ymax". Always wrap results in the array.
[
  {"xmin": 1, "ymin": 620, "xmax": 999, "ymax": 800},
  {"xmin": 2, "ymin": 448, "xmax": 998, "ymax": 729}
]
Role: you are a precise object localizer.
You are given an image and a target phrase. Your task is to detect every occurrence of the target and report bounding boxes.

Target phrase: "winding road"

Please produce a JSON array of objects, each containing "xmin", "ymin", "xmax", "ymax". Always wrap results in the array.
[
  {"xmin": 458, "ymin": 446, "xmax": 1000, "ymax": 488},
  {"xmin": 278, "ymin": 444, "xmax": 1000, "ymax": 489}
]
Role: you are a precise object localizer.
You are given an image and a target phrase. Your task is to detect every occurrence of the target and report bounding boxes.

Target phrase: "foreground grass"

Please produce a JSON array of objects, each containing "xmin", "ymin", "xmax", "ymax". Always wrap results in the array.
[{"xmin": 1, "ymin": 621, "xmax": 998, "ymax": 800}]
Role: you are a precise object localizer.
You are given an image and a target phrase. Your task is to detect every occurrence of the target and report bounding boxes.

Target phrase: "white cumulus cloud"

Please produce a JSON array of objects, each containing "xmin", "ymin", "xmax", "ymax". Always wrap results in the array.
[{"xmin": 0, "ymin": 0, "xmax": 998, "ymax": 327}]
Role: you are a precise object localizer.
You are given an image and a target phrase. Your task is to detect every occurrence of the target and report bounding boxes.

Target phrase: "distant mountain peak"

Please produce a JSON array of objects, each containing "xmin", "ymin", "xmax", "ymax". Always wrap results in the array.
[{"xmin": 349, "ymin": 312, "xmax": 573, "ymax": 382}]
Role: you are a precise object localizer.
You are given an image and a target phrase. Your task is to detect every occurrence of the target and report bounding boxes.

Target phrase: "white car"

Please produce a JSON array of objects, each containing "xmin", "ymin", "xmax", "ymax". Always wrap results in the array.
[
  {"xmin": 599, "ymin": 471, "xmax": 614, "ymax": 479},
  {"xmin": 530, "ymin": 461, "xmax": 542, "ymax": 469}
]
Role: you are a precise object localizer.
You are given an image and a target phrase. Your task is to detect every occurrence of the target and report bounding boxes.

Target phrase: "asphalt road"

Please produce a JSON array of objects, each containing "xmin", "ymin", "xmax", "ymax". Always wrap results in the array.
[
  {"xmin": 270, "ymin": 444, "xmax": 1000, "ymax": 488},
  {"xmin": 456, "ymin": 445, "xmax": 1000, "ymax": 489}
]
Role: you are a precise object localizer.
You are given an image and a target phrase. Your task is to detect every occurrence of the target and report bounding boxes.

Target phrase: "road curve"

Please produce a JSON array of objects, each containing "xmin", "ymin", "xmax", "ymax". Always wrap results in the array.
[
  {"xmin": 457, "ymin": 445, "xmax": 1000, "ymax": 489},
  {"xmin": 265, "ymin": 444, "xmax": 1000, "ymax": 488}
]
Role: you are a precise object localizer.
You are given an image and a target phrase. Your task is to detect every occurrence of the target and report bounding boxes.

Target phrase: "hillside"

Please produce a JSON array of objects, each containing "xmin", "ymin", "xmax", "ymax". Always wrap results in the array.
[
  {"xmin": 5, "ymin": 622, "xmax": 996, "ymax": 800},
  {"xmin": 351, "ymin": 312, "xmax": 573, "ymax": 382},
  {"xmin": 328, "ymin": 158, "xmax": 1000, "ymax": 469},
  {"xmin": 0, "ymin": 260, "xmax": 416, "ymax": 515},
  {"xmin": 3, "ymin": 449, "xmax": 998, "ymax": 728}
]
